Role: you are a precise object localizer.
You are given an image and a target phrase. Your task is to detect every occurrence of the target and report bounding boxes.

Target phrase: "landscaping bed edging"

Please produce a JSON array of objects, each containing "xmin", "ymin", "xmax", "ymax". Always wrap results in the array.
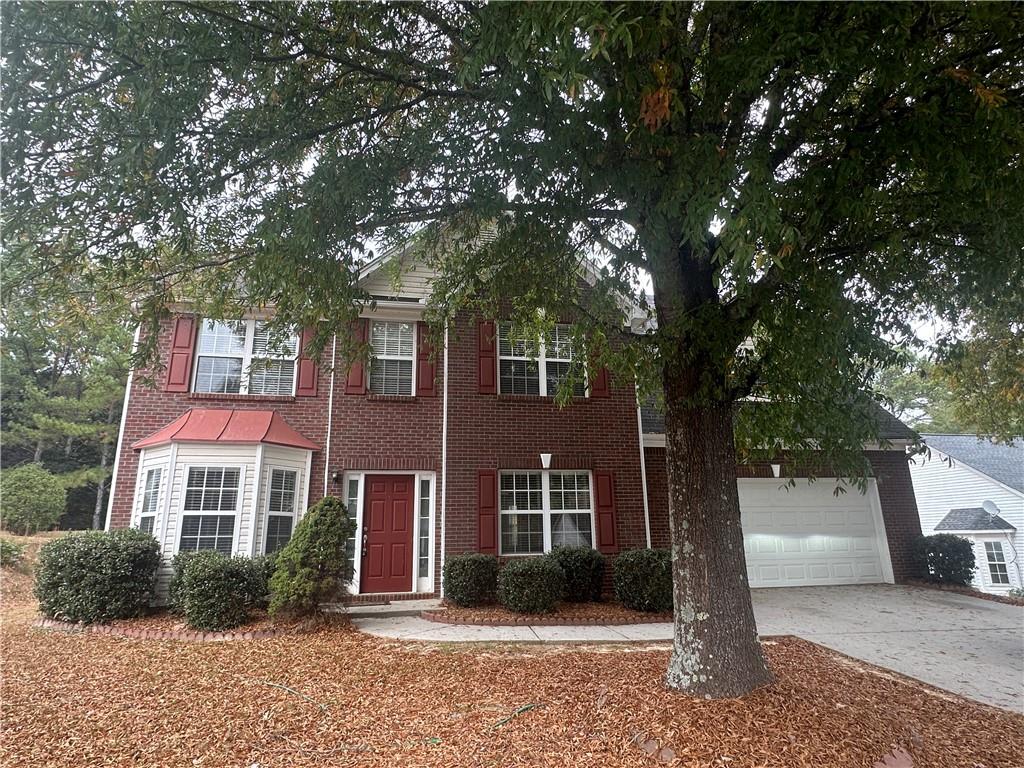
[
  {"xmin": 906, "ymin": 580, "xmax": 1024, "ymax": 607},
  {"xmin": 421, "ymin": 610, "xmax": 672, "ymax": 626},
  {"xmin": 34, "ymin": 617, "xmax": 304, "ymax": 642}
]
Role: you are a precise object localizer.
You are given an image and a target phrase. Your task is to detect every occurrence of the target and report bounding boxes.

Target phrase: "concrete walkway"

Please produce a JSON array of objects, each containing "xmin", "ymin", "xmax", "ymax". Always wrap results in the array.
[{"xmin": 353, "ymin": 584, "xmax": 1023, "ymax": 711}]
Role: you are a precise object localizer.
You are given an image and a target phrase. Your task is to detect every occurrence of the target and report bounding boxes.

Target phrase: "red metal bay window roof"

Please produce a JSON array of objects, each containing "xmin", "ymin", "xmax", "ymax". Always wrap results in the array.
[{"xmin": 132, "ymin": 409, "xmax": 319, "ymax": 451}]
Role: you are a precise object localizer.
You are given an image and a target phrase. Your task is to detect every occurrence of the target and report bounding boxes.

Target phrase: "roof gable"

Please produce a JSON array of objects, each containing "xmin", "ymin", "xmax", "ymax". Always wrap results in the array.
[
  {"xmin": 935, "ymin": 507, "xmax": 1016, "ymax": 532},
  {"xmin": 922, "ymin": 434, "xmax": 1024, "ymax": 494}
]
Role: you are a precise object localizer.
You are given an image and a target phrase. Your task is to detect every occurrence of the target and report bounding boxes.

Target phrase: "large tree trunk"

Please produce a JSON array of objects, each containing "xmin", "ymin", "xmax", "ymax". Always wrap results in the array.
[{"xmin": 663, "ymin": 398, "xmax": 772, "ymax": 697}]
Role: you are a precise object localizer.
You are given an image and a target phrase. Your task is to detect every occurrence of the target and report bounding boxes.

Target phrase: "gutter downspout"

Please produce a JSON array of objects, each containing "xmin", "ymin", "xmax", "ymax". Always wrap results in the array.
[
  {"xmin": 636, "ymin": 391, "xmax": 652, "ymax": 548},
  {"xmin": 104, "ymin": 324, "xmax": 140, "ymax": 531},
  {"xmin": 439, "ymin": 320, "xmax": 450, "ymax": 598},
  {"xmin": 323, "ymin": 333, "xmax": 337, "ymax": 498}
]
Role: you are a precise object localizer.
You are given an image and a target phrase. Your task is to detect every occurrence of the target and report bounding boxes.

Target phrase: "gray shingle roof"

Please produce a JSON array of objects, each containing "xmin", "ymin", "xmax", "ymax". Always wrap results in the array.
[
  {"xmin": 935, "ymin": 507, "xmax": 1017, "ymax": 532},
  {"xmin": 640, "ymin": 400, "xmax": 915, "ymax": 441},
  {"xmin": 921, "ymin": 434, "xmax": 1024, "ymax": 494}
]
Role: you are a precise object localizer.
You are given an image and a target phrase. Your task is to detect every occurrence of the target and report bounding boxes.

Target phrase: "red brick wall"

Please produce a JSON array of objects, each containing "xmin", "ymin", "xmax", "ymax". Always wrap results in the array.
[
  {"xmin": 107, "ymin": 315, "xmax": 333, "ymax": 531},
  {"xmin": 444, "ymin": 312, "xmax": 648, "ymax": 581},
  {"xmin": 643, "ymin": 446, "xmax": 923, "ymax": 581}
]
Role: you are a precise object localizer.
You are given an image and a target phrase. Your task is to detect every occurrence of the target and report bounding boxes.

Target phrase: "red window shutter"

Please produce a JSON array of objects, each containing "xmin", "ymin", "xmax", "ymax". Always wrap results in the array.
[
  {"xmin": 594, "ymin": 470, "xmax": 619, "ymax": 554},
  {"xmin": 478, "ymin": 469, "xmax": 498, "ymax": 555},
  {"xmin": 590, "ymin": 366, "xmax": 610, "ymax": 397},
  {"xmin": 477, "ymin": 320, "xmax": 497, "ymax": 394},
  {"xmin": 415, "ymin": 321, "xmax": 436, "ymax": 397},
  {"xmin": 344, "ymin": 319, "xmax": 368, "ymax": 395},
  {"xmin": 295, "ymin": 326, "xmax": 319, "ymax": 397},
  {"xmin": 165, "ymin": 316, "xmax": 197, "ymax": 392}
]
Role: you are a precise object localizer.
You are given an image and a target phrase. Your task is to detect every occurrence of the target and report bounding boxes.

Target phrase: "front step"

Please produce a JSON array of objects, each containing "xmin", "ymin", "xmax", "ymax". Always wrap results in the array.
[{"xmin": 323, "ymin": 598, "xmax": 442, "ymax": 619}]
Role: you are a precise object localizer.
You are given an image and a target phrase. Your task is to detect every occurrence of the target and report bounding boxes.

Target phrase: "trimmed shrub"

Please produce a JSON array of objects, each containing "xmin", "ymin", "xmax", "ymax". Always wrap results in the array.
[
  {"xmin": 547, "ymin": 546, "xmax": 605, "ymax": 602},
  {"xmin": 168, "ymin": 551, "xmax": 199, "ymax": 612},
  {"xmin": 613, "ymin": 548, "xmax": 673, "ymax": 612},
  {"xmin": 1, "ymin": 464, "xmax": 66, "ymax": 535},
  {"xmin": 443, "ymin": 553, "xmax": 498, "ymax": 606},
  {"xmin": 912, "ymin": 534, "xmax": 976, "ymax": 585},
  {"xmin": 35, "ymin": 529, "xmax": 160, "ymax": 623},
  {"xmin": 269, "ymin": 496, "xmax": 355, "ymax": 617},
  {"xmin": 244, "ymin": 553, "xmax": 277, "ymax": 605},
  {"xmin": 177, "ymin": 552, "xmax": 257, "ymax": 631},
  {"xmin": 498, "ymin": 557, "xmax": 566, "ymax": 614},
  {"xmin": 0, "ymin": 538, "xmax": 26, "ymax": 569}
]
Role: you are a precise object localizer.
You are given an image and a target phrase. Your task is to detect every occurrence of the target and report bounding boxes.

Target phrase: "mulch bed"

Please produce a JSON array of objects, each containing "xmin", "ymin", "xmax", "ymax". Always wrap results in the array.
[
  {"xmin": 2, "ymin": 594, "xmax": 1021, "ymax": 767},
  {"xmin": 907, "ymin": 579, "xmax": 1024, "ymax": 607},
  {"xmin": 426, "ymin": 602, "xmax": 672, "ymax": 626},
  {"xmin": 35, "ymin": 609, "xmax": 319, "ymax": 643}
]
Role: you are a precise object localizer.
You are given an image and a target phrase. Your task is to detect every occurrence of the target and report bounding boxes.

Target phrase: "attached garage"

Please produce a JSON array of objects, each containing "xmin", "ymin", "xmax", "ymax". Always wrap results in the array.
[{"xmin": 738, "ymin": 479, "xmax": 895, "ymax": 587}]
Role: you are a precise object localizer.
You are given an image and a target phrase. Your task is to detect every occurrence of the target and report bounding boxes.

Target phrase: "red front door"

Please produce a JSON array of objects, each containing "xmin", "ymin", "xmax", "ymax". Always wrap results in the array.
[{"xmin": 360, "ymin": 475, "xmax": 414, "ymax": 593}]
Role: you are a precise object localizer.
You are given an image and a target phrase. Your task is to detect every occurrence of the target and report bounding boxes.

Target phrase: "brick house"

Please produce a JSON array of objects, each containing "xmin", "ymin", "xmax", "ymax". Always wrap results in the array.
[{"xmin": 106, "ymin": 253, "xmax": 923, "ymax": 597}]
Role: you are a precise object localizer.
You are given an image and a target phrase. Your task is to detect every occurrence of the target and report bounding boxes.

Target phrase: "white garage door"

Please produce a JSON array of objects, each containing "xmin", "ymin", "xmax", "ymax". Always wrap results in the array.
[{"xmin": 738, "ymin": 479, "xmax": 894, "ymax": 587}]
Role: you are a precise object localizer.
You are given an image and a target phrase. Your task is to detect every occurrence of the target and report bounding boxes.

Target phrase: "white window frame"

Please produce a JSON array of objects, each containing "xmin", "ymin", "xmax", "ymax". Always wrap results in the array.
[
  {"xmin": 175, "ymin": 464, "xmax": 245, "ymax": 555},
  {"xmin": 263, "ymin": 466, "xmax": 299, "ymax": 555},
  {"xmin": 192, "ymin": 319, "xmax": 299, "ymax": 396},
  {"xmin": 984, "ymin": 540, "xmax": 1011, "ymax": 585},
  {"xmin": 499, "ymin": 470, "xmax": 596, "ymax": 556},
  {"xmin": 341, "ymin": 471, "xmax": 436, "ymax": 594},
  {"xmin": 133, "ymin": 464, "xmax": 167, "ymax": 534},
  {"xmin": 496, "ymin": 322, "xmax": 587, "ymax": 397},
  {"xmin": 367, "ymin": 319, "xmax": 417, "ymax": 396}
]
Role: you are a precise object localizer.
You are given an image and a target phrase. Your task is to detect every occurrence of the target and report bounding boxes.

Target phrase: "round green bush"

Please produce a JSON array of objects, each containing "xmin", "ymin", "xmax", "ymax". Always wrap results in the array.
[
  {"xmin": 613, "ymin": 548, "xmax": 673, "ymax": 612},
  {"xmin": 443, "ymin": 553, "xmax": 498, "ymax": 606},
  {"xmin": 269, "ymin": 496, "xmax": 355, "ymax": 617},
  {"xmin": 35, "ymin": 529, "xmax": 161, "ymax": 623},
  {"xmin": 912, "ymin": 534, "xmax": 976, "ymax": 585},
  {"xmin": 1, "ymin": 463, "xmax": 66, "ymax": 535},
  {"xmin": 0, "ymin": 538, "xmax": 27, "ymax": 569},
  {"xmin": 546, "ymin": 546, "xmax": 605, "ymax": 602},
  {"xmin": 178, "ymin": 552, "xmax": 257, "ymax": 631},
  {"xmin": 498, "ymin": 557, "xmax": 566, "ymax": 614}
]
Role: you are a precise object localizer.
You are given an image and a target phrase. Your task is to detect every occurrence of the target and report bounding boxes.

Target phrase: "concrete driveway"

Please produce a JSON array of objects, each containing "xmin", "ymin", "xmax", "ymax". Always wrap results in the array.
[{"xmin": 752, "ymin": 584, "xmax": 1024, "ymax": 712}]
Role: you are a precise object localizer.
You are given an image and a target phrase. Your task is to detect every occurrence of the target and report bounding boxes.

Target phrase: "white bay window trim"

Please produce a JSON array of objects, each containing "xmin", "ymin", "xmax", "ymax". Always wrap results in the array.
[
  {"xmin": 133, "ymin": 464, "xmax": 167, "ymax": 535},
  {"xmin": 192, "ymin": 319, "xmax": 298, "ymax": 396},
  {"xmin": 176, "ymin": 464, "xmax": 245, "ymax": 555},
  {"xmin": 499, "ymin": 470, "xmax": 595, "ymax": 555}
]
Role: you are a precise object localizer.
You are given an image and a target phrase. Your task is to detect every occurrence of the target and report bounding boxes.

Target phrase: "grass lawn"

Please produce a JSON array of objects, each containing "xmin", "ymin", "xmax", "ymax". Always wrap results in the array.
[{"xmin": 2, "ymin": 536, "xmax": 1022, "ymax": 767}]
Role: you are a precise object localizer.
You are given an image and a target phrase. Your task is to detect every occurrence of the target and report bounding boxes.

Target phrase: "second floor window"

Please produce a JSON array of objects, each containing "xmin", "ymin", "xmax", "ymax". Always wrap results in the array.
[
  {"xmin": 368, "ymin": 320, "xmax": 414, "ymax": 395},
  {"xmin": 498, "ymin": 322, "xmax": 586, "ymax": 397},
  {"xmin": 194, "ymin": 320, "xmax": 298, "ymax": 396}
]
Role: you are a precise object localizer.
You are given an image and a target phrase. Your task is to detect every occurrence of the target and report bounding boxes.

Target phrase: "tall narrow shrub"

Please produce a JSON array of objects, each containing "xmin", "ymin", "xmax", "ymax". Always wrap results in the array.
[{"xmin": 269, "ymin": 496, "xmax": 355, "ymax": 617}]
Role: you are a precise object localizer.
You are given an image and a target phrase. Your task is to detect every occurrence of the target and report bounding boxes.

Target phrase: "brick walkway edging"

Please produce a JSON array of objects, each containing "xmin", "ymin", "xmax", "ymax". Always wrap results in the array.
[
  {"xmin": 420, "ymin": 610, "xmax": 673, "ymax": 627},
  {"xmin": 34, "ymin": 617, "xmax": 303, "ymax": 642}
]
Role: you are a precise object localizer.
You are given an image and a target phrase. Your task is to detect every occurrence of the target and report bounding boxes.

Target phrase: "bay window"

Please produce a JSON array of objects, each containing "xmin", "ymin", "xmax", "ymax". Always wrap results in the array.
[
  {"xmin": 137, "ymin": 467, "xmax": 163, "ymax": 536},
  {"xmin": 193, "ymin": 319, "xmax": 298, "ymax": 396},
  {"xmin": 497, "ymin": 322, "xmax": 585, "ymax": 397},
  {"xmin": 368, "ymin": 320, "xmax": 415, "ymax": 395},
  {"xmin": 499, "ymin": 470, "xmax": 594, "ymax": 555},
  {"xmin": 264, "ymin": 468, "xmax": 297, "ymax": 554}
]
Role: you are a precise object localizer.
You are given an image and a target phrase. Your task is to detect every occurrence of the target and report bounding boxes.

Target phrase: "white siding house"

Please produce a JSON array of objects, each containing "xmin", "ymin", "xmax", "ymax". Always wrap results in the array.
[{"xmin": 911, "ymin": 434, "xmax": 1024, "ymax": 594}]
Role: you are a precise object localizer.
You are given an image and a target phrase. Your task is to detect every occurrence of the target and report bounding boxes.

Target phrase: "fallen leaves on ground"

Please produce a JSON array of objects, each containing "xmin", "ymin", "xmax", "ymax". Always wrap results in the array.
[
  {"xmin": 2, "ymin": 593, "xmax": 1021, "ymax": 768},
  {"xmin": 433, "ymin": 601, "xmax": 672, "ymax": 624}
]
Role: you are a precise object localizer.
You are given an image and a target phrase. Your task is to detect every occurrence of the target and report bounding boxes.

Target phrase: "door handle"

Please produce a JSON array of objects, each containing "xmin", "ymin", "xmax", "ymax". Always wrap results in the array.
[{"xmin": 361, "ymin": 530, "xmax": 368, "ymax": 558}]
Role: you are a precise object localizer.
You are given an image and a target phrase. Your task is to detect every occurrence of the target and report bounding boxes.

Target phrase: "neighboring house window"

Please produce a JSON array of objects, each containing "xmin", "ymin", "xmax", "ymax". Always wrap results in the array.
[
  {"xmin": 193, "ymin": 319, "xmax": 298, "ymax": 396},
  {"xmin": 179, "ymin": 467, "xmax": 240, "ymax": 554},
  {"xmin": 368, "ymin": 320, "xmax": 415, "ymax": 395},
  {"xmin": 985, "ymin": 541, "xmax": 1010, "ymax": 585},
  {"xmin": 497, "ymin": 322, "xmax": 585, "ymax": 397},
  {"xmin": 138, "ymin": 467, "xmax": 162, "ymax": 536},
  {"xmin": 499, "ymin": 470, "xmax": 594, "ymax": 555},
  {"xmin": 264, "ymin": 468, "xmax": 297, "ymax": 554}
]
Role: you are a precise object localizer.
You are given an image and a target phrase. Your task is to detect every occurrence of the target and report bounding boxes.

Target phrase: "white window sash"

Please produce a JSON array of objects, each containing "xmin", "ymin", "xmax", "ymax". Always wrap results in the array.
[
  {"xmin": 367, "ymin": 320, "xmax": 417, "ymax": 396},
  {"xmin": 499, "ymin": 470, "xmax": 595, "ymax": 555},
  {"xmin": 497, "ymin": 323, "xmax": 587, "ymax": 397},
  {"xmin": 176, "ymin": 464, "xmax": 244, "ymax": 555},
  {"xmin": 193, "ymin": 319, "xmax": 298, "ymax": 396}
]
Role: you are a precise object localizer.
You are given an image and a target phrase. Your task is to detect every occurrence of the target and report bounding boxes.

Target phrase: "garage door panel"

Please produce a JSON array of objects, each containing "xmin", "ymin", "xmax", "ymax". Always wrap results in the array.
[{"xmin": 739, "ymin": 480, "xmax": 889, "ymax": 588}]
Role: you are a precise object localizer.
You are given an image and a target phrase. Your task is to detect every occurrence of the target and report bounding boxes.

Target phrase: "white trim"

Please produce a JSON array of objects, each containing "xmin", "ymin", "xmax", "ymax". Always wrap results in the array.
[
  {"xmin": 922, "ymin": 446, "xmax": 1024, "ymax": 501},
  {"xmin": 191, "ymin": 318, "xmax": 299, "ymax": 396},
  {"xmin": 498, "ymin": 469, "xmax": 597, "ymax": 556},
  {"xmin": 156, "ymin": 443, "xmax": 179, "ymax": 551},
  {"xmin": 131, "ymin": 463, "xmax": 167, "ymax": 531},
  {"xmin": 342, "ymin": 470, "xmax": 436, "ymax": 595},
  {"xmin": 643, "ymin": 433, "xmax": 666, "ymax": 448},
  {"xmin": 173, "ymin": 463, "xmax": 245, "ymax": 555},
  {"xmin": 104, "ymin": 324, "xmax": 140, "ymax": 531},
  {"xmin": 642, "ymin": 433, "xmax": 911, "ymax": 452},
  {"xmin": 303, "ymin": 450, "xmax": 313, "ymax": 514},
  {"xmin": 260, "ymin": 463, "xmax": 302, "ymax": 555},
  {"xmin": 248, "ymin": 445, "xmax": 265, "ymax": 556},
  {"xmin": 414, "ymin": 474, "xmax": 436, "ymax": 593},
  {"xmin": 365, "ymin": 319, "xmax": 416, "ymax": 396},
  {"xmin": 323, "ymin": 334, "xmax": 337, "ymax": 497},
  {"xmin": 359, "ymin": 303, "xmax": 425, "ymax": 322},
  {"xmin": 636, "ymin": 398, "xmax": 652, "ymax": 548},
  {"xmin": 439, "ymin": 320, "xmax": 449, "ymax": 598},
  {"xmin": 496, "ymin": 322, "xmax": 588, "ymax": 398}
]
